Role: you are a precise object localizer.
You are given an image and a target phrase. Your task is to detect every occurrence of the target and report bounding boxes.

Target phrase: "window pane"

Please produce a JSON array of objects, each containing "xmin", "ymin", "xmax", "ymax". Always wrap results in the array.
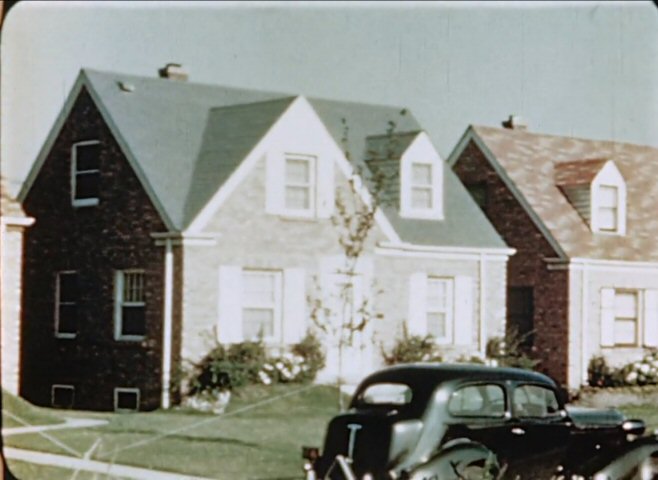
[
  {"xmin": 427, "ymin": 280, "xmax": 447, "ymax": 308},
  {"xmin": 598, "ymin": 207, "xmax": 617, "ymax": 231},
  {"xmin": 362, "ymin": 383, "xmax": 412, "ymax": 405},
  {"xmin": 58, "ymin": 305, "xmax": 77, "ymax": 335},
  {"xmin": 286, "ymin": 158, "xmax": 311, "ymax": 184},
  {"xmin": 75, "ymin": 172, "xmax": 100, "ymax": 200},
  {"xmin": 513, "ymin": 385, "xmax": 560, "ymax": 417},
  {"xmin": 614, "ymin": 319, "xmax": 637, "ymax": 345},
  {"xmin": 599, "ymin": 185, "xmax": 618, "ymax": 208},
  {"xmin": 427, "ymin": 312, "xmax": 446, "ymax": 338},
  {"xmin": 76, "ymin": 144, "xmax": 100, "ymax": 171},
  {"xmin": 121, "ymin": 306, "xmax": 146, "ymax": 336},
  {"xmin": 243, "ymin": 308, "xmax": 274, "ymax": 339},
  {"xmin": 123, "ymin": 272, "xmax": 145, "ymax": 303},
  {"xmin": 285, "ymin": 186, "xmax": 310, "ymax": 210},
  {"xmin": 615, "ymin": 292, "xmax": 637, "ymax": 318},
  {"xmin": 243, "ymin": 273, "xmax": 275, "ymax": 303},
  {"xmin": 411, "ymin": 164, "xmax": 432, "ymax": 186},
  {"xmin": 411, "ymin": 187, "xmax": 432, "ymax": 209},
  {"xmin": 59, "ymin": 273, "xmax": 77, "ymax": 303},
  {"xmin": 116, "ymin": 390, "xmax": 139, "ymax": 411},
  {"xmin": 449, "ymin": 384, "xmax": 505, "ymax": 417}
]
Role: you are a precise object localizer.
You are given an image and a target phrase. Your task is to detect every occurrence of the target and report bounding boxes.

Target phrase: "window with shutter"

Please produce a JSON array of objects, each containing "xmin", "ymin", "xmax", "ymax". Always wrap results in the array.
[
  {"xmin": 613, "ymin": 290, "xmax": 638, "ymax": 346},
  {"xmin": 426, "ymin": 278, "xmax": 453, "ymax": 343},
  {"xmin": 71, "ymin": 140, "xmax": 100, "ymax": 207},
  {"xmin": 242, "ymin": 270, "xmax": 282, "ymax": 342}
]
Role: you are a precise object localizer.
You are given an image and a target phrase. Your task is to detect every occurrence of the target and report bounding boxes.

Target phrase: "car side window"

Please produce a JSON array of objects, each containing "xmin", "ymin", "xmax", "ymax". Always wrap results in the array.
[
  {"xmin": 513, "ymin": 384, "xmax": 560, "ymax": 418},
  {"xmin": 448, "ymin": 384, "xmax": 505, "ymax": 418}
]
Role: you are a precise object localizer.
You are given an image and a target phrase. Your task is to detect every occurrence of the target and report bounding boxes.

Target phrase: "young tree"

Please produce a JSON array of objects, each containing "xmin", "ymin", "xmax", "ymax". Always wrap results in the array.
[{"xmin": 310, "ymin": 115, "xmax": 405, "ymax": 410}]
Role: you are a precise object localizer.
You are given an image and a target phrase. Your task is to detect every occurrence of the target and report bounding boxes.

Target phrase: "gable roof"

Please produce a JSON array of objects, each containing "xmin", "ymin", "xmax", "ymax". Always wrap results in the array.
[
  {"xmin": 467, "ymin": 125, "xmax": 658, "ymax": 262},
  {"xmin": 22, "ymin": 68, "xmax": 507, "ymax": 250}
]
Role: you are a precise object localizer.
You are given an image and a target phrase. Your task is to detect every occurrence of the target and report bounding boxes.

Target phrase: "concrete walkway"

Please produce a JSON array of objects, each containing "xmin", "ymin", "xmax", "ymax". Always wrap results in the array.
[
  {"xmin": 4, "ymin": 447, "xmax": 217, "ymax": 480},
  {"xmin": 2, "ymin": 417, "xmax": 108, "ymax": 436}
]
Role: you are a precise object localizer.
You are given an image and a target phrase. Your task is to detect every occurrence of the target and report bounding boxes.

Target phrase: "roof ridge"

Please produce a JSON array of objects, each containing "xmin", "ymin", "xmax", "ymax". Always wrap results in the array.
[
  {"xmin": 208, "ymin": 96, "xmax": 298, "ymax": 112},
  {"xmin": 471, "ymin": 124, "xmax": 658, "ymax": 151},
  {"xmin": 366, "ymin": 130, "xmax": 422, "ymax": 140}
]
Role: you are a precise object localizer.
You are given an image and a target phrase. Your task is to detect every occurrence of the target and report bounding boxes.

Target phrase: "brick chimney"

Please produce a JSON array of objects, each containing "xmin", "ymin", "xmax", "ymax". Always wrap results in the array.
[
  {"xmin": 158, "ymin": 63, "xmax": 188, "ymax": 81},
  {"xmin": 502, "ymin": 114, "xmax": 528, "ymax": 131}
]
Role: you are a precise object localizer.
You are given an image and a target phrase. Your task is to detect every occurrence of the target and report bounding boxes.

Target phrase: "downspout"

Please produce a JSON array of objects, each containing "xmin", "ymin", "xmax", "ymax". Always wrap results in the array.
[
  {"xmin": 161, "ymin": 238, "xmax": 174, "ymax": 409},
  {"xmin": 479, "ymin": 253, "xmax": 487, "ymax": 356},
  {"xmin": 580, "ymin": 264, "xmax": 589, "ymax": 386}
]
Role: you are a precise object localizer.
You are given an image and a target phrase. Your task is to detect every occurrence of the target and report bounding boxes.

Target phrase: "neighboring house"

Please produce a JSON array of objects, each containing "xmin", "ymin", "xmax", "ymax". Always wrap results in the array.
[
  {"xmin": 18, "ymin": 65, "xmax": 512, "ymax": 411},
  {"xmin": 1, "ymin": 177, "xmax": 34, "ymax": 395},
  {"xmin": 450, "ymin": 118, "xmax": 658, "ymax": 389}
]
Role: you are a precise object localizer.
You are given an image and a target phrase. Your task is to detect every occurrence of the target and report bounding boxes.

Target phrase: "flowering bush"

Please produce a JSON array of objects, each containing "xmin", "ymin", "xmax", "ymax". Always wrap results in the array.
[
  {"xmin": 381, "ymin": 324, "xmax": 443, "ymax": 365},
  {"xmin": 588, "ymin": 351, "xmax": 658, "ymax": 387}
]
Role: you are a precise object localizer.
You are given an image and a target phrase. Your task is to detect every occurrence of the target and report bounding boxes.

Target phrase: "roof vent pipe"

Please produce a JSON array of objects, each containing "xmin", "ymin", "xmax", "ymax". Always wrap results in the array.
[
  {"xmin": 158, "ymin": 63, "xmax": 188, "ymax": 81},
  {"xmin": 502, "ymin": 114, "xmax": 528, "ymax": 130}
]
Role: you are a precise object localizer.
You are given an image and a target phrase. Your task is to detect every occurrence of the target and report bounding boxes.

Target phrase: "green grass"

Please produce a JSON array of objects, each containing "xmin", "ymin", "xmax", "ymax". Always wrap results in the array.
[
  {"xmin": 6, "ymin": 460, "xmax": 131, "ymax": 480},
  {"xmin": 3, "ymin": 384, "xmax": 340, "ymax": 479},
  {"xmin": 619, "ymin": 405, "xmax": 658, "ymax": 432},
  {"xmin": 2, "ymin": 390, "xmax": 65, "ymax": 429}
]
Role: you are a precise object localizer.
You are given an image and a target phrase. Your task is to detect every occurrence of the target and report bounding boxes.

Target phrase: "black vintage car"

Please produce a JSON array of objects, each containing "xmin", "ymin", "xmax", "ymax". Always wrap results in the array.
[{"xmin": 304, "ymin": 364, "xmax": 658, "ymax": 480}]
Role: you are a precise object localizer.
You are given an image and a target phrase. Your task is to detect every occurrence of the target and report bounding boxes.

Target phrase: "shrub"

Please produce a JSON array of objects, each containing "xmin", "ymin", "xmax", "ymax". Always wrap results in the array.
[
  {"xmin": 486, "ymin": 329, "xmax": 539, "ymax": 370},
  {"xmin": 587, "ymin": 355, "xmax": 618, "ymax": 387},
  {"xmin": 291, "ymin": 332, "xmax": 326, "ymax": 382},
  {"xmin": 587, "ymin": 351, "xmax": 658, "ymax": 388},
  {"xmin": 382, "ymin": 324, "xmax": 443, "ymax": 365},
  {"xmin": 189, "ymin": 340, "xmax": 267, "ymax": 393}
]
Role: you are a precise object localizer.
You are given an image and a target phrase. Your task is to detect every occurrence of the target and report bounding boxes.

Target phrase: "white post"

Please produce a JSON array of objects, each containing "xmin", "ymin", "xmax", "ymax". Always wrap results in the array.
[
  {"xmin": 580, "ymin": 264, "xmax": 589, "ymax": 386},
  {"xmin": 479, "ymin": 253, "xmax": 487, "ymax": 356},
  {"xmin": 161, "ymin": 238, "xmax": 174, "ymax": 409}
]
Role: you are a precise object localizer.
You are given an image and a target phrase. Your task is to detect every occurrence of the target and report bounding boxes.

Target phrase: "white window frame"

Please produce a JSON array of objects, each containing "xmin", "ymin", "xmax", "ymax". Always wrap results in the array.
[
  {"xmin": 282, "ymin": 153, "xmax": 317, "ymax": 217},
  {"xmin": 71, "ymin": 140, "xmax": 101, "ymax": 208},
  {"xmin": 114, "ymin": 269, "xmax": 146, "ymax": 341},
  {"xmin": 114, "ymin": 387, "xmax": 140, "ymax": 412},
  {"xmin": 51, "ymin": 384, "xmax": 75, "ymax": 408},
  {"xmin": 241, "ymin": 269, "xmax": 283, "ymax": 343},
  {"xmin": 595, "ymin": 184, "xmax": 620, "ymax": 233},
  {"xmin": 613, "ymin": 289, "xmax": 640, "ymax": 347},
  {"xmin": 401, "ymin": 158, "xmax": 443, "ymax": 219},
  {"xmin": 55, "ymin": 270, "xmax": 77, "ymax": 339},
  {"xmin": 426, "ymin": 277, "xmax": 454, "ymax": 344}
]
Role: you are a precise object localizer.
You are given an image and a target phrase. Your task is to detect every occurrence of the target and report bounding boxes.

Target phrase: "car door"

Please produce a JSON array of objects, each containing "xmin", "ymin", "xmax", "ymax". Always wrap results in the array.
[{"xmin": 503, "ymin": 383, "xmax": 572, "ymax": 479}]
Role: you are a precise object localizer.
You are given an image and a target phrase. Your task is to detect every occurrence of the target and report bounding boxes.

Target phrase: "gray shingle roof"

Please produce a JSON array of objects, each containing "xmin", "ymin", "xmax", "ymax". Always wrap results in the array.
[{"xmin": 81, "ymin": 69, "xmax": 505, "ymax": 248}]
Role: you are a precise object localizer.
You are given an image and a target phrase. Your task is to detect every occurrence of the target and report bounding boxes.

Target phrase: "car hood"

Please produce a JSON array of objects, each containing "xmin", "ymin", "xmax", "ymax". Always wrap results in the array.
[{"xmin": 566, "ymin": 405, "xmax": 625, "ymax": 429}]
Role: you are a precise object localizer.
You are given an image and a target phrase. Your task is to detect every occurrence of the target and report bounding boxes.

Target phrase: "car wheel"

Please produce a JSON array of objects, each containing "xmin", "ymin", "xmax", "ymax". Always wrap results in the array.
[{"xmin": 457, "ymin": 459, "xmax": 500, "ymax": 480}]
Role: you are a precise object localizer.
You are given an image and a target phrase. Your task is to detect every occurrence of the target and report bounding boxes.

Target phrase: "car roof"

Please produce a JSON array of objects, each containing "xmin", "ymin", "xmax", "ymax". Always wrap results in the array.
[{"xmin": 357, "ymin": 363, "xmax": 556, "ymax": 391}]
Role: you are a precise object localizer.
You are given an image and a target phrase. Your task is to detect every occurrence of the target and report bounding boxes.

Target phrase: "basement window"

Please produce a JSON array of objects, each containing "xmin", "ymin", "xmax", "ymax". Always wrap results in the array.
[
  {"xmin": 71, "ymin": 140, "xmax": 100, "ymax": 207},
  {"xmin": 114, "ymin": 388, "xmax": 140, "ymax": 412},
  {"xmin": 51, "ymin": 385, "xmax": 75, "ymax": 409}
]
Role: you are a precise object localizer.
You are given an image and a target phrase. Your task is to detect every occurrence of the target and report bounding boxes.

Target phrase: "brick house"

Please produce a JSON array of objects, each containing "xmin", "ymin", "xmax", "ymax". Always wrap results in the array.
[
  {"xmin": 17, "ymin": 66, "xmax": 512, "ymax": 411},
  {"xmin": 450, "ymin": 120, "xmax": 658, "ymax": 389},
  {"xmin": 1, "ymin": 177, "xmax": 34, "ymax": 395}
]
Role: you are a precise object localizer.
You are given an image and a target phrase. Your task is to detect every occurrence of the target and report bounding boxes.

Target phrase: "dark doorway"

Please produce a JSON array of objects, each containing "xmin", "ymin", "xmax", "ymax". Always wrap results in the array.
[{"xmin": 508, "ymin": 286, "xmax": 534, "ymax": 348}]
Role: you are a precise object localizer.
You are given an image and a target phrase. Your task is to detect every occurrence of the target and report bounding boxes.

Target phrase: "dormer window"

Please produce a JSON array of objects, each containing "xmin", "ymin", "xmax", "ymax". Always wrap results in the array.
[
  {"xmin": 71, "ymin": 140, "xmax": 100, "ymax": 207},
  {"xmin": 555, "ymin": 158, "xmax": 626, "ymax": 236},
  {"xmin": 284, "ymin": 154, "xmax": 316, "ymax": 214},
  {"xmin": 596, "ymin": 185, "xmax": 619, "ymax": 232},
  {"xmin": 399, "ymin": 133, "xmax": 444, "ymax": 220}
]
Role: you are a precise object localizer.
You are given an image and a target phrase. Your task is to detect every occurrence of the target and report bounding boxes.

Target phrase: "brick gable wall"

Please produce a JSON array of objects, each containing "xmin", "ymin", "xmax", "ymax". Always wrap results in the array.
[
  {"xmin": 453, "ymin": 140, "xmax": 570, "ymax": 385},
  {"xmin": 21, "ymin": 88, "xmax": 180, "ymax": 411}
]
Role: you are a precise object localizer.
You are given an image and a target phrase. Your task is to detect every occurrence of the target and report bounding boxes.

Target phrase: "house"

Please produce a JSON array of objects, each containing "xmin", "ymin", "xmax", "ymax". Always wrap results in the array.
[
  {"xmin": 449, "ymin": 118, "xmax": 658, "ymax": 389},
  {"xmin": 17, "ymin": 65, "xmax": 512, "ymax": 411},
  {"xmin": 1, "ymin": 177, "xmax": 34, "ymax": 395}
]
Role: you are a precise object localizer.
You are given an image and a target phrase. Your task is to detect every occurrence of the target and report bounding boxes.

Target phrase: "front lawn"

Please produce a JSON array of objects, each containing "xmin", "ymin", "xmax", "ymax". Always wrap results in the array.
[
  {"xmin": 4, "ymin": 384, "xmax": 340, "ymax": 480},
  {"xmin": 2, "ymin": 390, "xmax": 65, "ymax": 429}
]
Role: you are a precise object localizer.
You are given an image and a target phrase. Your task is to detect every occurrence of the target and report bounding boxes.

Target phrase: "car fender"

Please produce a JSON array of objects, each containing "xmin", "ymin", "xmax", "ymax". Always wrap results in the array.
[{"xmin": 406, "ymin": 439, "xmax": 500, "ymax": 480}]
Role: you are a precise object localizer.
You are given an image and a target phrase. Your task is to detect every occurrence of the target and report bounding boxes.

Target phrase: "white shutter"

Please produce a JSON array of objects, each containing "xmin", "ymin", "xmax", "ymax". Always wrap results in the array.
[
  {"xmin": 316, "ymin": 156, "xmax": 335, "ymax": 218},
  {"xmin": 408, "ymin": 272, "xmax": 427, "ymax": 336},
  {"xmin": 217, "ymin": 266, "xmax": 243, "ymax": 343},
  {"xmin": 643, "ymin": 290, "xmax": 658, "ymax": 347},
  {"xmin": 283, "ymin": 268, "xmax": 306, "ymax": 344},
  {"xmin": 454, "ymin": 276, "xmax": 474, "ymax": 345},
  {"xmin": 600, "ymin": 288, "xmax": 615, "ymax": 347},
  {"xmin": 265, "ymin": 153, "xmax": 284, "ymax": 214}
]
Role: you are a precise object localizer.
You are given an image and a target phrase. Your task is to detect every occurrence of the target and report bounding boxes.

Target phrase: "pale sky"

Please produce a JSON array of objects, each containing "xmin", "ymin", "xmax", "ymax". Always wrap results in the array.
[{"xmin": 2, "ymin": 1, "xmax": 657, "ymax": 195}]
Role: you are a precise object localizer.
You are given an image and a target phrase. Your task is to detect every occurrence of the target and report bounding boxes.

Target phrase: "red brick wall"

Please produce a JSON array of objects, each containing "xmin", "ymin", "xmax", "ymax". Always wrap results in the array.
[
  {"xmin": 453, "ymin": 140, "xmax": 570, "ymax": 384},
  {"xmin": 21, "ymin": 88, "xmax": 176, "ymax": 411}
]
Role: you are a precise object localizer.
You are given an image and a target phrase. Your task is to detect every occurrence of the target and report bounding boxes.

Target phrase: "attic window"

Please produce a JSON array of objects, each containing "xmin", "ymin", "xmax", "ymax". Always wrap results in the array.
[
  {"xmin": 596, "ymin": 185, "xmax": 619, "ymax": 232},
  {"xmin": 399, "ymin": 133, "xmax": 444, "ymax": 220},
  {"xmin": 71, "ymin": 140, "xmax": 100, "ymax": 207}
]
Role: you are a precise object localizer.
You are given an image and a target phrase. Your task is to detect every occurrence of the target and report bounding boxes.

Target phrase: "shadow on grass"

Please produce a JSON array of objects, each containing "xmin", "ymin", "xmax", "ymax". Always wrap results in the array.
[{"xmin": 84, "ymin": 427, "xmax": 260, "ymax": 448}]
